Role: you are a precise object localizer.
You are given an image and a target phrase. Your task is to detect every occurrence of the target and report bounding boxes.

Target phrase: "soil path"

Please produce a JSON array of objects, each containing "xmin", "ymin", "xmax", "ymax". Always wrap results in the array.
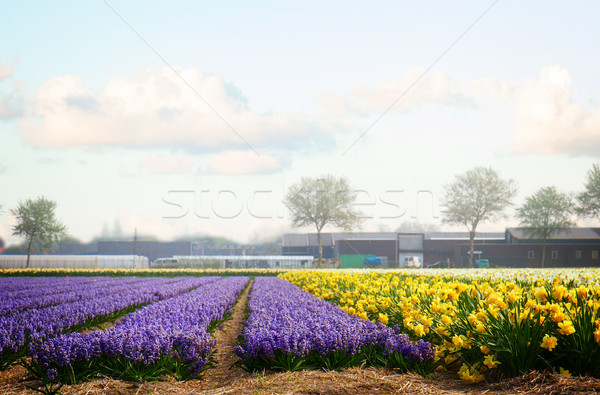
[{"xmin": 196, "ymin": 278, "xmax": 254, "ymax": 392}]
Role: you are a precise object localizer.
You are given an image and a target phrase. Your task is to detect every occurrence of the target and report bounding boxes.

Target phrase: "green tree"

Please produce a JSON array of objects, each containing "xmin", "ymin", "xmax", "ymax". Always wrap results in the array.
[
  {"xmin": 11, "ymin": 196, "xmax": 67, "ymax": 268},
  {"xmin": 576, "ymin": 163, "xmax": 600, "ymax": 219},
  {"xmin": 516, "ymin": 186, "xmax": 575, "ymax": 268},
  {"xmin": 441, "ymin": 167, "xmax": 517, "ymax": 268},
  {"xmin": 284, "ymin": 175, "xmax": 362, "ymax": 262}
]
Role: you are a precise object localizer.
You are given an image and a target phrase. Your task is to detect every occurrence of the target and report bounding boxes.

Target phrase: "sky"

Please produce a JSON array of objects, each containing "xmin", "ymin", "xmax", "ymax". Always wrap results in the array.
[{"xmin": 1, "ymin": 1, "xmax": 600, "ymax": 246}]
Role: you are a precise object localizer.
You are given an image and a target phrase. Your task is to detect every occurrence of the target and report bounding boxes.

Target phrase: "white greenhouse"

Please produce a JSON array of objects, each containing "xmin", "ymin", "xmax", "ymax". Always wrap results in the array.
[
  {"xmin": 0, "ymin": 255, "xmax": 149, "ymax": 269},
  {"xmin": 152, "ymin": 255, "xmax": 314, "ymax": 269}
]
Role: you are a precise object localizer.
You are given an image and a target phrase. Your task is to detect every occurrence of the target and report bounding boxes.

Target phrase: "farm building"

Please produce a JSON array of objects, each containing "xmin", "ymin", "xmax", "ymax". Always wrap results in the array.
[
  {"xmin": 423, "ymin": 232, "xmax": 506, "ymax": 266},
  {"xmin": 454, "ymin": 228, "xmax": 600, "ymax": 268},
  {"xmin": 282, "ymin": 232, "xmax": 423, "ymax": 268},
  {"xmin": 282, "ymin": 228, "xmax": 600, "ymax": 268}
]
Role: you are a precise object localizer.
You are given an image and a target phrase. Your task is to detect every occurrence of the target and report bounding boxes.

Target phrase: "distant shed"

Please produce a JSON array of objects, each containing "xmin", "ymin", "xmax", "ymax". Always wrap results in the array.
[{"xmin": 337, "ymin": 239, "xmax": 398, "ymax": 268}]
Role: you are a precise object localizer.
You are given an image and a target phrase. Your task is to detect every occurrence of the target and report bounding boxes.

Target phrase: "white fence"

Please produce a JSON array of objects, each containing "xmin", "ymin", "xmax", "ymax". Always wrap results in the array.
[{"xmin": 0, "ymin": 255, "xmax": 149, "ymax": 269}]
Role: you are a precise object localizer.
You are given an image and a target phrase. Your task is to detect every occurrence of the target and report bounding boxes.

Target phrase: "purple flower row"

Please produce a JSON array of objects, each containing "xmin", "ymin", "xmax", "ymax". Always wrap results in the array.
[
  {"xmin": 0, "ymin": 276, "xmax": 218, "ymax": 364},
  {"xmin": 0, "ymin": 277, "xmax": 117, "ymax": 299},
  {"xmin": 0, "ymin": 277, "xmax": 163, "ymax": 316},
  {"xmin": 234, "ymin": 277, "xmax": 434, "ymax": 369},
  {"xmin": 32, "ymin": 276, "xmax": 249, "ymax": 380}
]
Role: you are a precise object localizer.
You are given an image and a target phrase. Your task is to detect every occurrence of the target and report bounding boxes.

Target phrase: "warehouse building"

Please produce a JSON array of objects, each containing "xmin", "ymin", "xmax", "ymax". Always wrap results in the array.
[{"xmin": 282, "ymin": 228, "xmax": 600, "ymax": 268}]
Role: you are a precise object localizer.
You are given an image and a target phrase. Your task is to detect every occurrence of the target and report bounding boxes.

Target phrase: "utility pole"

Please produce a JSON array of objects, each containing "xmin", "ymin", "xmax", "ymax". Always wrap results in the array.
[{"xmin": 133, "ymin": 228, "xmax": 137, "ymax": 256}]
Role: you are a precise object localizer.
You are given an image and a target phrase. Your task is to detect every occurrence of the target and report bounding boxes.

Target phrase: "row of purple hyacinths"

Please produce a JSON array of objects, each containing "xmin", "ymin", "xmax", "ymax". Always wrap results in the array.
[
  {"xmin": 0, "ymin": 276, "xmax": 217, "ymax": 369},
  {"xmin": 235, "ymin": 277, "xmax": 435, "ymax": 373},
  {"xmin": 0, "ymin": 277, "xmax": 159, "ymax": 316},
  {"xmin": 31, "ymin": 276, "xmax": 249, "ymax": 382},
  {"xmin": 1, "ymin": 276, "xmax": 105, "ymax": 296}
]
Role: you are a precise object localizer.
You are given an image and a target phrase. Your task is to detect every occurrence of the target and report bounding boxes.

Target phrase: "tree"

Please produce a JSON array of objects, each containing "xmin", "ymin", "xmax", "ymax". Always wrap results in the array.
[
  {"xmin": 11, "ymin": 196, "xmax": 67, "ymax": 268},
  {"xmin": 284, "ymin": 175, "xmax": 363, "ymax": 262},
  {"xmin": 516, "ymin": 186, "xmax": 575, "ymax": 268},
  {"xmin": 441, "ymin": 167, "xmax": 517, "ymax": 268},
  {"xmin": 576, "ymin": 163, "xmax": 600, "ymax": 219}
]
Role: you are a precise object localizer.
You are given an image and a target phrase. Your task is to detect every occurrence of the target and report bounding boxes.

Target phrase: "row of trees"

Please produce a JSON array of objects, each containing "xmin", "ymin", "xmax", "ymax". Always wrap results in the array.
[
  {"xmin": 4, "ymin": 164, "xmax": 600, "ymax": 269},
  {"xmin": 284, "ymin": 165, "xmax": 600, "ymax": 267},
  {"xmin": 442, "ymin": 165, "xmax": 600, "ymax": 267}
]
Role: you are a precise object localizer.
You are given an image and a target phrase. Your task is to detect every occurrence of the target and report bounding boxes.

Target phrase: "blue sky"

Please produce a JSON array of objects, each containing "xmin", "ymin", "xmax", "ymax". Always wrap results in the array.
[{"xmin": 2, "ymin": 1, "xmax": 600, "ymax": 245}]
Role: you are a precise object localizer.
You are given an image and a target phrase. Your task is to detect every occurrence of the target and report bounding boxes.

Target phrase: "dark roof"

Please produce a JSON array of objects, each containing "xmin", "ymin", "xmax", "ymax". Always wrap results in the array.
[
  {"xmin": 424, "ymin": 232, "xmax": 505, "ymax": 240},
  {"xmin": 281, "ymin": 234, "xmax": 308, "ymax": 247},
  {"xmin": 333, "ymin": 232, "xmax": 399, "ymax": 241},
  {"xmin": 507, "ymin": 227, "xmax": 600, "ymax": 240},
  {"xmin": 282, "ymin": 232, "xmax": 400, "ymax": 247},
  {"xmin": 282, "ymin": 233, "xmax": 335, "ymax": 247}
]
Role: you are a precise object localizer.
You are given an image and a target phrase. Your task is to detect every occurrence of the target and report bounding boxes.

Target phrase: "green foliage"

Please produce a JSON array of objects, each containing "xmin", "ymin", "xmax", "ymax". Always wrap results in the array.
[
  {"xmin": 11, "ymin": 196, "xmax": 67, "ymax": 268},
  {"xmin": 441, "ymin": 167, "xmax": 517, "ymax": 267},
  {"xmin": 20, "ymin": 359, "xmax": 64, "ymax": 395},
  {"xmin": 428, "ymin": 287, "xmax": 554, "ymax": 377},
  {"xmin": 553, "ymin": 291, "xmax": 600, "ymax": 376},
  {"xmin": 576, "ymin": 163, "xmax": 600, "ymax": 219},
  {"xmin": 284, "ymin": 175, "xmax": 363, "ymax": 261},
  {"xmin": 473, "ymin": 305, "xmax": 551, "ymax": 376},
  {"xmin": 24, "ymin": 352, "xmax": 210, "ymax": 385},
  {"xmin": 516, "ymin": 186, "xmax": 574, "ymax": 241},
  {"xmin": 516, "ymin": 186, "xmax": 575, "ymax": 267},
  {"xmin": 234, "ymin": 345, "xmax": 436, "ymax": 376}
]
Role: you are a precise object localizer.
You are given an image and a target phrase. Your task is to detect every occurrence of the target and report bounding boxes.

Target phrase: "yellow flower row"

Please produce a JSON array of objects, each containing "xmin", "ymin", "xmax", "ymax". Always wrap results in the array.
[{"xmin": 280, "ymin": 269, "xmax": 600, "ymax": 381}]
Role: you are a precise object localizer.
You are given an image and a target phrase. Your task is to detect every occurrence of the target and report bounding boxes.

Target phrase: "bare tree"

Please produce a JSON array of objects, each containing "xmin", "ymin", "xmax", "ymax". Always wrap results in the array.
[
  {"xmin": 284, "ymin": 175, "xmax": 362, "ymax": 262},
  {"xmin": 441, "ymin": 167, "xmax": 517, "ymax": 268},
  {"xmin": 516, "ymin": 186, "xmax": 575, "ymax": 268}
]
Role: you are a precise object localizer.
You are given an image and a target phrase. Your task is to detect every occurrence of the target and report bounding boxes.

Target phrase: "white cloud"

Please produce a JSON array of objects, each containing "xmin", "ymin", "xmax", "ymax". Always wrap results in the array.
[
  {"xmin": 138, "ymin": 154, "xmax": 193, "ymax": 175},
  {"xmin": 0, "ymin": 60, "xmax": 13, "ymax": 81},
  {"xmin": 317, "ymin": 68, "xmax": 470, "ymax": 116},
  {"xmin": 209, "ymin": 150, "xmax": 281, "ymax": 175},
  {"xmin": 319, "ymin": 65, "xmax": 600, "ymax": 157},
  {"xmin": 18, "ymin": 64, "xmax": 600, "ymax": 158},
  {"xmin": 21, "ymin": 68, "xmax": 325, "ymax": 151},
  {"xmin": 0, "ymin": 58, "xmax": 24, "ymax": 119},
  {"xmin": 511, "ymin": 65, "xmax": 600, "ymax": 156}
]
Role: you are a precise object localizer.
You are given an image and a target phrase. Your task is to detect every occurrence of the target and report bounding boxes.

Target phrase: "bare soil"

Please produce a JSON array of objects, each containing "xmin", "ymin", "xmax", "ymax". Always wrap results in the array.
[{"xmin": 3, "ymin": 280, "xmax": 600, "ymax": 394}]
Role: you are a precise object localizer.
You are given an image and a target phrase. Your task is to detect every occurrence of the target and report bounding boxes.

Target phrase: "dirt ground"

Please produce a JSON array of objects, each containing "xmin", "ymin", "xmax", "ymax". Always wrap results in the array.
[
  {"xmin": 4, "ymin": 364, "xmax": 600, "ymax": 395},
  {"xmin": 3, "ymin": 280, "xmax": 600, "ymax": 394}
]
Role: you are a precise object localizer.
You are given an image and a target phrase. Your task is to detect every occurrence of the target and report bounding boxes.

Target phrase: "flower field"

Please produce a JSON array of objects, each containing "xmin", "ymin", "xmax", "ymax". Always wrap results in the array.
[
  {"xmin": 4, "ymin": 268, "xmax": 600, "ymax": 394},
  {"xmin": 280, "ymin": 268, "xmax": 600, "ymax": 382},
  {"xmin": 30, "ymin": 276, "xmax": 249, "ymax": 383},
  {"xmin": 235, "ymin": 277, "xmax": 434, "ymax": 374},
  {"xmin": 0, "ymin": 276, "xmax": 213, "ymax": 370}
]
